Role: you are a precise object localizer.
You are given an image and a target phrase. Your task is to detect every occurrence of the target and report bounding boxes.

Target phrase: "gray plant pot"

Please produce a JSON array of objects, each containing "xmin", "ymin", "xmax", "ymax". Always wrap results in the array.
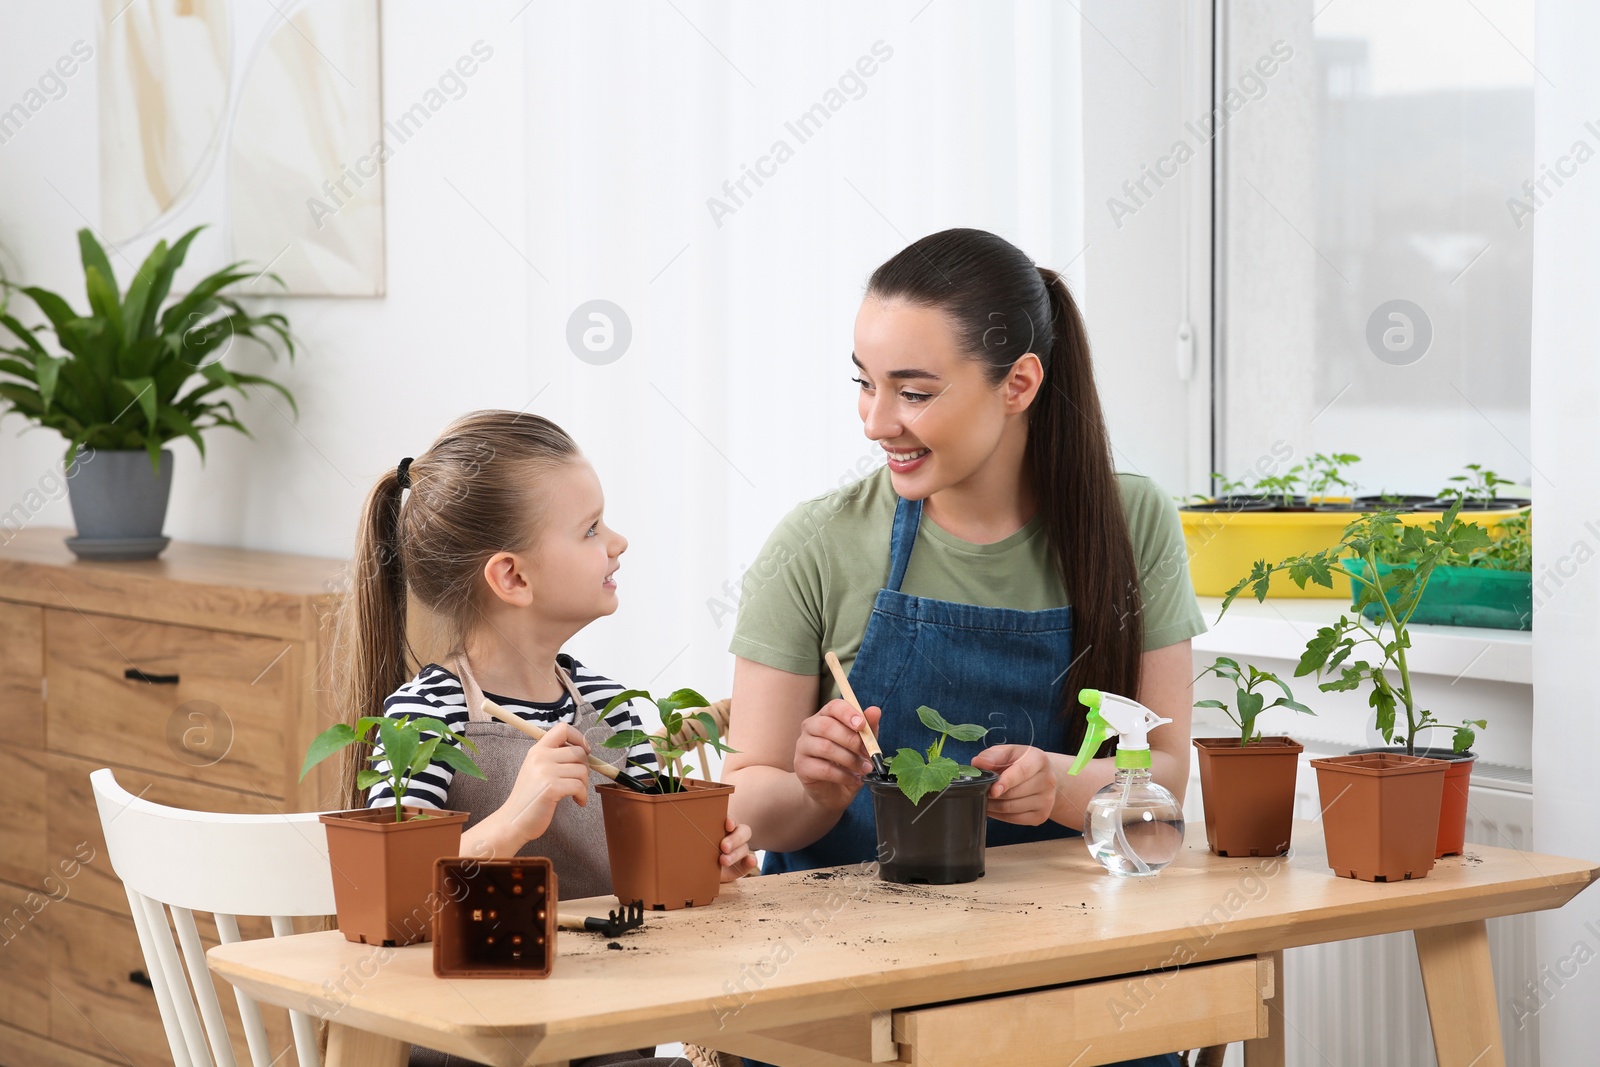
[{"xmin": 65, "ymin": 449, "xmax": 173, "ymax": 560}]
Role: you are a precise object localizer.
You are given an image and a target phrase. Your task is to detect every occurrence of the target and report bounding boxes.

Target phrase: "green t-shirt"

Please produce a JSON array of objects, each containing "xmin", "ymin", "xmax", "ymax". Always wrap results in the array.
[{"xmin": 729, "ymin": 467, "xmax": 1206, "ymax": 700}]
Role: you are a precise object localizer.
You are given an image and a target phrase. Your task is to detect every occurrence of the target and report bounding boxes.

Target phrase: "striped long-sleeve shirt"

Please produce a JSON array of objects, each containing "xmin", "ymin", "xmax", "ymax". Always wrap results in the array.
[{"xmin": 365, "ymin": 655, "xmax": 658, "ymax": 811}]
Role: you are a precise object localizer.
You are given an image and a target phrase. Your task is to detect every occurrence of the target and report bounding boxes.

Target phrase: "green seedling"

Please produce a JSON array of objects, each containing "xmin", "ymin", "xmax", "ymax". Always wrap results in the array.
[
  {"xmin": 1298, "ymin": 452, "xmax": 1362, "ymax": 501},
  {"xmin": 1439, "ymin": 463, "xmax": 1516, "ymax": 506},
  {"xmin": 302, "ymin": 715, "xmax": 485, "ymax": 822},
  {"xmin": 601, "ymin": 687, "xmax": 738, "ymax": 792},
  {"xmin": 1372, "ymin": 509, "xmax": 1530, "ymax": 573},
  {"xmin": 1221, "ymin": 502, "xmax": 1490, "ymax": 755},
  {"xmin": 1193, "ymin": 657, "xmax": 1315, "ymax": 745},
  {"xmin": 888, "ymin": 705, "xmax": 990, "ymax": 805}
]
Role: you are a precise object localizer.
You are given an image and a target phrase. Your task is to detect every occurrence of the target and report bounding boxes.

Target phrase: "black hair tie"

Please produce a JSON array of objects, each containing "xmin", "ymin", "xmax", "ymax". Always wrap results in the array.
[{"xmin": 396, "ymin": 457, "xmax": 413, "ymax": 489}]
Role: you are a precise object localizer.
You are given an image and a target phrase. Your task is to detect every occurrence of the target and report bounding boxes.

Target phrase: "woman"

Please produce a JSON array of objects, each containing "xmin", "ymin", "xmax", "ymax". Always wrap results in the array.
[{"xmin": 725, "ymin": 229, "xmax": 1204, "ymax": 1066}]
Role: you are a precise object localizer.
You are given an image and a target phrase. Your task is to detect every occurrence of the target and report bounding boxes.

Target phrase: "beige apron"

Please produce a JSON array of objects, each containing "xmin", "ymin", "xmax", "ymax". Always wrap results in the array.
[
  {"xmin": 408, "ymin": 657, "xmax": 685, "ymax": 1067},
  {"xmin": 445, "ymin": 653, "xmax": 623, "ymax": 901}
]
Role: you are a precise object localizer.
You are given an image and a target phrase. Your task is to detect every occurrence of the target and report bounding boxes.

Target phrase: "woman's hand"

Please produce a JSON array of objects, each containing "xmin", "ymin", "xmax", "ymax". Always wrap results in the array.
[
  {"xmin": 493, "ymin": 723, "xmax": 593, "ymax": 846},
  {"xmin": 970, "ymin": 744, "xmax": 1057, "ymax": 826},
  {"xmin": 718, "ymin": 816, "xmax": 760, "ymax": 881},
  {"xmin": 793, "ymin": 699, "xmax": 883, "ymax": 813}
]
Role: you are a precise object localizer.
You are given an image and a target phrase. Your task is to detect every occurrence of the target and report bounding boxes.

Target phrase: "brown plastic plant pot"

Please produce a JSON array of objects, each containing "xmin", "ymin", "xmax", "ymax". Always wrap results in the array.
[
  {"xmin": 319, "ymin": 806, "xmax": 469, "ymax": 946},
  {"xmin": 1350, "ymin": 747, "xmax": 1478, "ymax": 858},
  {"xmin": 433, "ymin": 857, "xmax": 557, "ymax": 978},
  {"xmin": 1310, "ymin": 754, "xmax": 1448, "ymax": 882},
  {"xmin": 597, "ymin": 779, "xmax": 734, "ymax": 910},
  {"xmin": 1192, "ymin": 737, "xmax": 1304, "ymax": 857}
]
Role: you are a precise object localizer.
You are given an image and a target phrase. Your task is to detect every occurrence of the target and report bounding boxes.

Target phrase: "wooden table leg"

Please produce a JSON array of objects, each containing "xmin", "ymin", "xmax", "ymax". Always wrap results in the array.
[
  {"xmin": 1243, "ymin": 950, "xmax": 1284, "ymax": 1067},
  {"xmin": 1415, "ymin": 920, "xmax": 1507, "ymax": 1067},
  {"xmin": 326, "ymin": 1022, "xmax": 409, "ymax": 1067}
]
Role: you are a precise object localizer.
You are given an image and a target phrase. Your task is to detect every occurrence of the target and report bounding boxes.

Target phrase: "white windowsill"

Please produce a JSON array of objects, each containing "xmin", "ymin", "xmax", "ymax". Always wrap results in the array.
[{"xmin": 1192, "ymin": 596, "xmax": 1532, "ymax": 686}]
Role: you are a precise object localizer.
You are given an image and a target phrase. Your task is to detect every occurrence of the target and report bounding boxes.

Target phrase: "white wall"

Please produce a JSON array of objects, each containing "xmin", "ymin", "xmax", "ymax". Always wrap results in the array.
[
  {"xmin": 1530, "ymin": 0, "xmax": 1600, "ymax": 1058},
  {"xmin": 0, "ymin": 2, "xmax": 1217, "ymax": 703}
]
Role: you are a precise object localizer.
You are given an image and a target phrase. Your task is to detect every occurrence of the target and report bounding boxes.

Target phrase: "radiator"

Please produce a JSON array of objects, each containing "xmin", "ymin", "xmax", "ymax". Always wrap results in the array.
[{"xmin": 1185, "ymin": 753, "xmax": 1538, "ymax": 1066}]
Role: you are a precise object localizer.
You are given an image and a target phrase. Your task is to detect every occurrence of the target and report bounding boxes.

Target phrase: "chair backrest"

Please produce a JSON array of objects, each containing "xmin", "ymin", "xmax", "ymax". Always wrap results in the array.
[{"xmin": 91, "ymin": 768, "xmax": 337, "ymax": 1067}]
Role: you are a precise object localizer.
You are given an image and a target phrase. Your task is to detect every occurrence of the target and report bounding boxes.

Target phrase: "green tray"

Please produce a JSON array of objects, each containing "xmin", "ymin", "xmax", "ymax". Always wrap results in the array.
[{"xmin": 1346, "ymin": 560, "xmax": 1531, "ymax": 631}]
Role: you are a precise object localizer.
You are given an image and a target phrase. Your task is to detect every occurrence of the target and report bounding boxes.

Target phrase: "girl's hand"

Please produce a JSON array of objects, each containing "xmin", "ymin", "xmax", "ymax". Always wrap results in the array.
[
  {"xmin": 718, "ymin": 816, "xmax": 760, "ymax": 881},
  {"xmin": 970, "ymin": 744, "xmax": 1056, "ymax": 826},
  {"xmin": 793, "ymin": 699, "xmax": 882, "ymax": 813},
  {"xmin": 495, "ymin": 723, "xmax": 593, "ymax": 846}
]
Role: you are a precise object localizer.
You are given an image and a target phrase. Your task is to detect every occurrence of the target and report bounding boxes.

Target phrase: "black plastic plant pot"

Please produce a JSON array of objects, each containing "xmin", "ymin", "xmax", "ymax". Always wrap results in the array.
[
  {"xmin": 1354, "ymin": 494, "xmax": 1437, "ymax": 512},
  {"xmin": 1421, "ymin": 497, "xmax": 1532, "ymax": 511},
  {"xmin": 1181, "ymin": 495, "xmax": 1277, "ymax": 514},
  {"xmin": 868, "ymin": 771, "xmax": 997, "ymax": 885}
]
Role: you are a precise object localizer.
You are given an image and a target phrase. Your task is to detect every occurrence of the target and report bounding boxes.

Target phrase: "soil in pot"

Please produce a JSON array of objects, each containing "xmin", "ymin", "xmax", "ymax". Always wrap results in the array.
[
  {"xmin": 1351, "ymin": 747, "xmax": 1478, "ymax": 857},
  {"xmin": 433, "ymin": 856, "xmax": 557, "ymax": 978},
  {"xmin": 868, "ymin": 771, "xmax": 997, "ymax": 884},
  {"xmin": 1310, "ymin": 754, "xmax": 1447, "ymax": 882},
  {"xmin": 597, "ymin": 778, "xmax": 733, "ymax": 910},
  {"xmin": 1192, "ymin": 737, "xmax": 1303, "ymax": 857},
  {"xmin": 320, "ymin": 806, "xmax": 470, "ymax": 946}
]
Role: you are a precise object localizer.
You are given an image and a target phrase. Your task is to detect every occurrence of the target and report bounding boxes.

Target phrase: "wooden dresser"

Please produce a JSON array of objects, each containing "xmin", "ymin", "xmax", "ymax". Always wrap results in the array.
[{"xmin": 0, "ymin": 527, "xmax": 345, "ymax": 1067}]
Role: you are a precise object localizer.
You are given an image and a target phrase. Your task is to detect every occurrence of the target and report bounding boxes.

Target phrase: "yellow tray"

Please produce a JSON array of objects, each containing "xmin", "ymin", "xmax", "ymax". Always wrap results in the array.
[{"xmin": 1180, "ymin": 506, "xmax": 1528, "ymax": 599}]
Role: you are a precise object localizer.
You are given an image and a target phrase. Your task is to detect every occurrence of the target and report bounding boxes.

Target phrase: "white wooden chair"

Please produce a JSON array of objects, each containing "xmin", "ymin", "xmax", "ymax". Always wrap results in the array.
[{"xmin": 91, "ymin": 768, "xmax": 337, "ymax": 1067}]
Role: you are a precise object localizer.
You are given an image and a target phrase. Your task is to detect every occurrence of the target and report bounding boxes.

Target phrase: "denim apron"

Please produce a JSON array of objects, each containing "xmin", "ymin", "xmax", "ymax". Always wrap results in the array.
[
  {"xmin": 759, "ymin": 496, "xmax": 1183, "ymax": 1067},
  {"xmin": 766, "ymin": 494, "xmax": 1078, "ymax": 875}
]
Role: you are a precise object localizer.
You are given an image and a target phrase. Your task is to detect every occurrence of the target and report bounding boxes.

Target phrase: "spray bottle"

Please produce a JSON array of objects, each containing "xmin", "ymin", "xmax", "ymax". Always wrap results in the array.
[{"xmin": 1066, "ymin": 689, "xmax": 1186, "ymax": 876}]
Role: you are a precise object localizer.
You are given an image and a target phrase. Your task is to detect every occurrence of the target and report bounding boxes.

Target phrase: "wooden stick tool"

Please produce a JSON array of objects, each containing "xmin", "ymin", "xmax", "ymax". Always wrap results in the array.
[
  {"xmin": 824, "ymin": 651, "xmax": 889, "ymax": 779},
  {"xmin": 478, "ymin": 697, "xmax": 655, "ymax": 794}
]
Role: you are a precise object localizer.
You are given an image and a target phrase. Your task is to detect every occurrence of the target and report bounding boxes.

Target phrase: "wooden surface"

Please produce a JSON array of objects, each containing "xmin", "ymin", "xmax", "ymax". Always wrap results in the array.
[
  {"xmin": 0, "ymin": 529, "xmax": 345, "ymax": 1067},
  {"xmin": 0, "ymin": 526, "xmax": 340, "ymax": 640},
  {"xmin": 209, "ymin": 821, "xmax": 1597, "ymax": 1067}
]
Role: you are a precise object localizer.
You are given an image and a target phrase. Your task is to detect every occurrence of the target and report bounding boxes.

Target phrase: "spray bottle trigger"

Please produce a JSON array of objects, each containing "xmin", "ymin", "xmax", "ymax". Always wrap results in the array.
[{"xmin": 1068, "ymin": 689, "xmax": 1110, "ymax": 777}]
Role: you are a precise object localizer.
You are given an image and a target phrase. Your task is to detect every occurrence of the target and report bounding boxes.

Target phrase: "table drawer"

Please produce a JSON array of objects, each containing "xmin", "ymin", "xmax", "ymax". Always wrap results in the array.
[
  {"xmin": 44, "ymin": 609, "xmax": 297, "ymax": 798},
  {"xmin": 891, "ymin": 956, "xmax": 1273, "ymax": 1067}
]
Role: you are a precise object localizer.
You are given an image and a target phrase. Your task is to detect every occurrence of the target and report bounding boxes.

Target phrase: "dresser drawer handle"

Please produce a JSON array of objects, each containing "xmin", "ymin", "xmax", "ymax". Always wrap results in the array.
[
  {"xmin": 129, "ymin": 969, "xmax": 153, "ymax": 989},
  {"xmin": 124, "ymin": 668, "xmax": 180, "ymax": 685}
]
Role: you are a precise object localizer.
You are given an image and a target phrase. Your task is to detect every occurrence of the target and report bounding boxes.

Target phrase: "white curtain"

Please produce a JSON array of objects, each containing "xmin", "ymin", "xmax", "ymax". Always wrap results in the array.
[{"xmin": 522, "ymin": 1, "xmax": 1086, "ymax": 700}]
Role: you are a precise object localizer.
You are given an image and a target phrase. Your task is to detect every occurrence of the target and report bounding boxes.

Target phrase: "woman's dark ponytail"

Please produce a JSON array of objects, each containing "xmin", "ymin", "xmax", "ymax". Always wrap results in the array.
[
  {"xmin": 868, "ymin": 231, "xmax": 1143, "ymax": 751},
  {"xmin": 1031, "ymin": 266, "xmax": 1142, "ymax": 751}
]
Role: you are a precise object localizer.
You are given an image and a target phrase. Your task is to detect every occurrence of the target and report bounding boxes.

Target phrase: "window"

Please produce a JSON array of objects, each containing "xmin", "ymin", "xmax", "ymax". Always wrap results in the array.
[{"xmin": 1215, "ymin": 0, "xmax": 1534, "ymax": 497}]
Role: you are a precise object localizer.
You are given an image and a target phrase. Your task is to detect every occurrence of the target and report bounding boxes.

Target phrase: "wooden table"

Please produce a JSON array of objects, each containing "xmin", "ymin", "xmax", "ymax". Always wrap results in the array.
[{"xmin": 208, "ymin": 822, "xmax": 1597, "ymax": 1067}]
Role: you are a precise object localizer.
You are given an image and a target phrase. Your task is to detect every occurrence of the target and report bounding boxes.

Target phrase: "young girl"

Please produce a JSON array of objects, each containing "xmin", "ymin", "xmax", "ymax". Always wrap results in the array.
[{"xmin": 336, "ymin": 410, "xmax": 755, "ymax": 1067}]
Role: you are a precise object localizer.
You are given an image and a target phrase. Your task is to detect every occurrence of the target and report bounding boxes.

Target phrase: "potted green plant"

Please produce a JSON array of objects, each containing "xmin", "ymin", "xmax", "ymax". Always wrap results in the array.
[
  {"xmin": 1427, "ymin": 463, "xmax": 1532, "ymax": 511},
  {"xmin": 1347, "ymin": 509, "xmax": 1531, "ymax": 631},
  {"xmin": 1191, "ymin": 657, "xmax": 1314, "ymax": 857},
  {"xmin": 1222, "ymin": 502, "xmax": 1491, "ymax": 879},
  {"xmin": 596, "ymin": 687, "xmax": 737, "ymax": 910},
  {"xmin": 864, "ymin": 705, "xmax": 995, "ymax": 885},
  {"xmin": 300, "ymin": 715, "xmax": 482, "ymax": 946},
  {"xmin": 1180, "ymin": 453, "xmax": 1366, "ymax": 599},
  {"xmin": 0, "ymin": 226, "xmax": 295, "ymax": 559}
]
